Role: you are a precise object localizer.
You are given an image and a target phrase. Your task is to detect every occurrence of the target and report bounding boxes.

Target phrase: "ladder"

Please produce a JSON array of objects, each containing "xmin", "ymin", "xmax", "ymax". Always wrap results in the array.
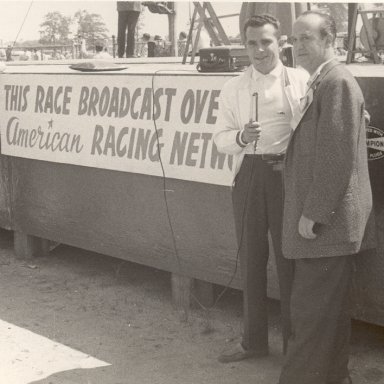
[
  {"xmin": 346, "ymin": 3, "xmax": 382, "ymax": 64},
  {"xmin": 182, "ymin": 2, "xmax": 233, "ymax": 64}
]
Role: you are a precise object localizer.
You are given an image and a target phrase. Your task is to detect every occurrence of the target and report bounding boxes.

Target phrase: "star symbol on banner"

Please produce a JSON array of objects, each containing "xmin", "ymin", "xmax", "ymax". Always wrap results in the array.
[{"xmin": 48, "ymin": 119, "xmax": 54, "ymax": 129}]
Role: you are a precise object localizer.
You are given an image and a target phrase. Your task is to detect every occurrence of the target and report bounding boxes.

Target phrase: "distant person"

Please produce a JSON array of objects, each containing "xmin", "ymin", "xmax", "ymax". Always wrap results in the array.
[
  {"xmin": 31, "ymin": 49, "xmax": 40, "ymax": 61},
  {"xmin": 278, "ymin": 35, "xmax": 291, "ymax": 50},
  {"xmin": 93, "ymin": 41, "xmax": 113, "ymax": 59},
  {"xmin": 136, "ymin": 33, "xmax": 151, "ymax": 57},
  {"xmin": 6, "ymin": 45, "xmax": 12, "ymax": 62},
  {"xmin": 179, "ymin": 31, "xmax": 187, "ymax": 41},
  {"xmin": 154, "ymin": 35, "xmax": 165, "ymax": 57},
  {"xmin": 51, "ymin": 50, "xmax": 64, "ymax": 60},
  {"xmin": 178, "ymin": 31, "xmax": 187, "ymax": 56},
  {"xmin": 19, "ymin": 50, "xmax": 31, "ymax": 61},
  {"xmin": 116, "ymin": 1, "xmax": 141, "ymax": 58},
  {"xmin": 279, "ymin": 34, "xmax": 294, "ymax": 67},
  {"xmin": 80, "ymin": 41, "xmax": 112, "ymax": 59}
]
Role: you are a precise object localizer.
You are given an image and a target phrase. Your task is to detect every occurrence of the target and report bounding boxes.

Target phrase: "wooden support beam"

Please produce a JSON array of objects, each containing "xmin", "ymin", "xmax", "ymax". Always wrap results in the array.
[
  {"xmin": 14, "ymin": 231, "xmax": 50, "ymax": 259},
  {"xmin": 171, "ymin": 273, "xmax": 192, "ymax": 320},
  {"xmin": 204, "ymin": 2, "xmax": 230, "ymax": 45},
  {"xmin": 183, "ymin": 5, "xmax": 198, "ymax": 64},
  {"xmin": 167, "ymin": 2, "xmax": 177, "ymax": 57},
  {"xmin": 346, "ymin": 3, "xmax": 358, "ymax": 64},
  {"xmin": 193, "ymin": 2, "xmax": 221, "ymax": 46},
  {"xmin": 193, "ymin": 279, "xmax": 214, "ymax": 308},
  {"xmin": 361, "ymin": 12, "xmax": 381, "ymax": 64}
]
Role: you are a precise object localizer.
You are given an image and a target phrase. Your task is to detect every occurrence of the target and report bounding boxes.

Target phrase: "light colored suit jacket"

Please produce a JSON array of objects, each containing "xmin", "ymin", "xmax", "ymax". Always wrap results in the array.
[
  {"xmin": 283, "ymin": 60, "xmax": 375, "ymax": 259},
  {"xmin": 214, "ymin": 64, "xmax": 308, "ymax": 184}
]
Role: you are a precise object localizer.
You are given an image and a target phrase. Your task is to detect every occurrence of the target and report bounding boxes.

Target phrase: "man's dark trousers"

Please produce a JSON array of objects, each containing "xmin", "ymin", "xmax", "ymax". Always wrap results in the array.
[
  {"xmin": 117, "ymin": 10, "xmax": 140, "ymax": 57},
  {"xmin": 279, "ymin": 256, "xmax": 352, "ymax": 384},
  {"xmin": 232, "ymin": 155, "xmax": 294, "ymax": 354}
]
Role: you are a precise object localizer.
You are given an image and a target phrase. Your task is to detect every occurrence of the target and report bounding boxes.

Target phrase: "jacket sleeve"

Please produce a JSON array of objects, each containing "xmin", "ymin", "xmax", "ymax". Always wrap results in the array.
[
  {"xmin": 213, "ymin": 82, "xmax": 244, "ymax": 155},
  {"xmin": 302, "ymin": 76, "xmax": 363, "ymax": 224}
]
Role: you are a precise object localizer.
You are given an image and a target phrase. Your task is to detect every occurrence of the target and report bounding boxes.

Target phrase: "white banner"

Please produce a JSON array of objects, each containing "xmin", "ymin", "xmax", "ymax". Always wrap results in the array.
[{"xmin": 0, "ymin": 73, "xmax": 234, "ymax": 186}]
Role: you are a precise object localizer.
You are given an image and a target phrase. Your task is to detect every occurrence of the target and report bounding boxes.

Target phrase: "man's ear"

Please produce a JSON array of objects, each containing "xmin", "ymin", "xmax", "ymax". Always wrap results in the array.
[{"xmin": 324, "ymin": 34, "xmax": 334, "ymax": 48}]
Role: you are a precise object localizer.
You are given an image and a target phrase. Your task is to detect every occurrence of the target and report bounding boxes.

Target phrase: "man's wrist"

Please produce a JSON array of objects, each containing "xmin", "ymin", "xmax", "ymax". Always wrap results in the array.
[{"xmin": 236, "ymin": 130, "xmax": 247, "ymax": 147}]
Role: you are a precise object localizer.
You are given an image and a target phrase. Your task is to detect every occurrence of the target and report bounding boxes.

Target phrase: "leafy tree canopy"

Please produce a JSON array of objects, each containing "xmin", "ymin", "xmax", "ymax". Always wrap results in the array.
[
  {"xmin": 313, "ymin": 3, "xmax": 348, "ymax": 33},
  {"xmin": 74, "ymin": 10, "xmax": 109, "ymax": 49},
  {"xmin": 39, "ymin": 11, "xmax": 72, "ymax": 44}
]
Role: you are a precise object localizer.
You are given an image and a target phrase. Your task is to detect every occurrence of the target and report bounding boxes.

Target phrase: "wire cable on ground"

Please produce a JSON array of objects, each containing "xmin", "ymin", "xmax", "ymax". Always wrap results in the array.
[{"xmin": 151, "ymin": 69, "xmax": 257, "ymax": 313}]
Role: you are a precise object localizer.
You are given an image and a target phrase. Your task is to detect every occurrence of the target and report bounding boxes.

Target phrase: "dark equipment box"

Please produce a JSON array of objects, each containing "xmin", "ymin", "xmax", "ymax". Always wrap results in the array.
[
  {"xmin": 197, "ymin": 46, "xmax": 250, "ymax": 72},
  {"xmin": 197, "ymin": 45, "xmax": 295, "ymax": 73}
]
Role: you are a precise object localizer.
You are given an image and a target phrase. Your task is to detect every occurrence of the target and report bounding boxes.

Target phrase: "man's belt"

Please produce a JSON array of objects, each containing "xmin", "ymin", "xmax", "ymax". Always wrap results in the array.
[{"xmin": 246, "ymin": 154, "xmax": 285, "ymax": 162}]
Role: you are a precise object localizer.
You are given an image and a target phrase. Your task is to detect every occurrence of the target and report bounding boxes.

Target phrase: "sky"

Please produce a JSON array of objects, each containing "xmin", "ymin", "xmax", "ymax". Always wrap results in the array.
[
  {"xmin": 0, "ymin": 0, "xmax": 373, "ymax": 46},
  {"xmin": 0, "ymin": 1, "xmax": 242, "ymax": 45}
]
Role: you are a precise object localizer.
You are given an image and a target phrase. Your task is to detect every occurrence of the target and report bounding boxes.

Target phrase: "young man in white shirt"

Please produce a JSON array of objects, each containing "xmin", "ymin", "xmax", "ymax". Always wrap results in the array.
[{"xmin": 214, "ymin": 14, "xmax": 308, "ymax": 363}]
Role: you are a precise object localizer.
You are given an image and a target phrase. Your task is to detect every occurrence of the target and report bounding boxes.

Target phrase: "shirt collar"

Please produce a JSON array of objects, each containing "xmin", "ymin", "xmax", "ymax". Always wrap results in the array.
[
  {"xmin": 251, "ymin": 60, "xmax": 284, "ymax": 81},
  {"xmin": 307, "ymin": 58, "xmax": 333, "ymax": 89}
]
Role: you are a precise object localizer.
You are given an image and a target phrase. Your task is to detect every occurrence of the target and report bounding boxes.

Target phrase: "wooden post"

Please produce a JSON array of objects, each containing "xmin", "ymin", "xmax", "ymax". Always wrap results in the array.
[
  {"xmin": 112, "ymin": 35, "xmax": 116, "ymax": 58},
  {"xmin": 183, "ymin": 5, "xmax": 198, "ymax": 64},
  {"xmin": 171, "ymin": 273, "xmax": 192, "ymax": 320},
  {"xmin": 168, "ymin": 3, "xmax": 177, "ymax": 56},
  {"xmin": 193, "ymin": 279, "xmax": 214, "ymax": 308},
  {"xmin": 14, "ymin": 231, "xmax": 50, "ymax": 259},
  {"xmin": 346, "ymin": 3, "xmax": 358, "ymax": 64}
]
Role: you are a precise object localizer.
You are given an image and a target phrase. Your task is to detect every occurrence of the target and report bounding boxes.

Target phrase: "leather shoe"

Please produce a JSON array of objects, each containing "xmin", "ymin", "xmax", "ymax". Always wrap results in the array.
[{"xmin": 218, "ymin": 343, "xmax": 268, "ymax": 363}]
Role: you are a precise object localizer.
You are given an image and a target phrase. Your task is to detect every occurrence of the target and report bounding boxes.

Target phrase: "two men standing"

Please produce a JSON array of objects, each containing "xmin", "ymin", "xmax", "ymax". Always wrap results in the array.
[{"xmin": 215, "ymin": 10, "xmax": 374, "ymax": 384}]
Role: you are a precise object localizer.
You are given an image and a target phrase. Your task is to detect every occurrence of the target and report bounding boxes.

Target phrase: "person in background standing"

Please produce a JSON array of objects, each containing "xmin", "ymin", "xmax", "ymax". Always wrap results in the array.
[
  {"xmin": 178, "ymin": 31, "xmax": 187, "ymax": 56},
  {"xmin": 117, "ymin": 1, "xmax": 141, "ymax": 58},
  {"xmin": 136, "ymin": 33, "xmax": 151, "ymax": 57},
  {"xmin": 93, "ymin": 41, "xmax": 113, "ymax": 59},
  {"xmin": 6, "ymin": 45, "xmax": 12, "ymax": 62}
]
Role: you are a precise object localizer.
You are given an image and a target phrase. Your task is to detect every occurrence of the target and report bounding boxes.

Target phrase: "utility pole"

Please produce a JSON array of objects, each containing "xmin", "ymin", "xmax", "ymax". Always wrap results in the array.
[{"xmin": 168, "ymin": 2, "xmax": 178, "ymax": 56}]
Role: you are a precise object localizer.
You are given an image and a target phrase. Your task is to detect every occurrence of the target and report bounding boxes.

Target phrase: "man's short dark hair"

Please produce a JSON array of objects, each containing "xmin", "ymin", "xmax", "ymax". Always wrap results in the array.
[
  {"xmin": 300, "ymin": 10, "xmax": 337, "ymax": 43},
  {"xmin": 243, "ymin": 14, "xmax": 281, "ymax": 39}
]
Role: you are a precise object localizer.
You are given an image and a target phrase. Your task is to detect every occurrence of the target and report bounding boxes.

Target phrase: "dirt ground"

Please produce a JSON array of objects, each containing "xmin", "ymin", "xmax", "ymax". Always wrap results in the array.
[{"xmin": 0, "ymin": 228, "xmax": 383, "ymax": 384}]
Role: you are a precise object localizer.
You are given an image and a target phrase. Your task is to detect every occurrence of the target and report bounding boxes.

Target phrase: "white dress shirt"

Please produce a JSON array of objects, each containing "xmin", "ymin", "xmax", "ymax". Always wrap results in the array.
[{"xmin": 243, "ymin": 62, "xmax": 293, "ymax": 155}]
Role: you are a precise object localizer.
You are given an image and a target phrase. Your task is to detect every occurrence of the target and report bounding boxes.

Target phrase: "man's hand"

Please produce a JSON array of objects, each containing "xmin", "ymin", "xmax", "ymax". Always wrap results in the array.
[
  {"xmin": 298, "ymin": 215, "xmax": 317, "ymax": 239},
  {"xmin": 242, "ymin": 121, "xmax": 261, "ymax": 144}
]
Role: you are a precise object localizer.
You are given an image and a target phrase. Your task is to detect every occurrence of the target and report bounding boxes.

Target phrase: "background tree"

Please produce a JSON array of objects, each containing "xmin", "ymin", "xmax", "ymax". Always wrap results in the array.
[
  {"xmin": 74, "ymin": 10, "xmax": 109, "ymax": 50},
  {"xmin": 313, "ymin": 3, "xmax": 348, "ymax": 33},
  {"xmin": 136, "ymin": 6, "xmax": 146, "ymax": 40},
  {"xmin": 39, "ymin": 11, "xmax": 72, "ymax": 44}
]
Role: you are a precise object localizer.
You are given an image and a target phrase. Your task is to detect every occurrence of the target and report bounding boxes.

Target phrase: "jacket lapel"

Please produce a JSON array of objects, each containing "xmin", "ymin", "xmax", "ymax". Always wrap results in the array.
[
  {"xmin": 291, "ymin": 60, "xmax": 341, "ymax": 131},
  {"xmin": 285, "ymin": 60, "xmax": 342, "ymax": 161}
]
